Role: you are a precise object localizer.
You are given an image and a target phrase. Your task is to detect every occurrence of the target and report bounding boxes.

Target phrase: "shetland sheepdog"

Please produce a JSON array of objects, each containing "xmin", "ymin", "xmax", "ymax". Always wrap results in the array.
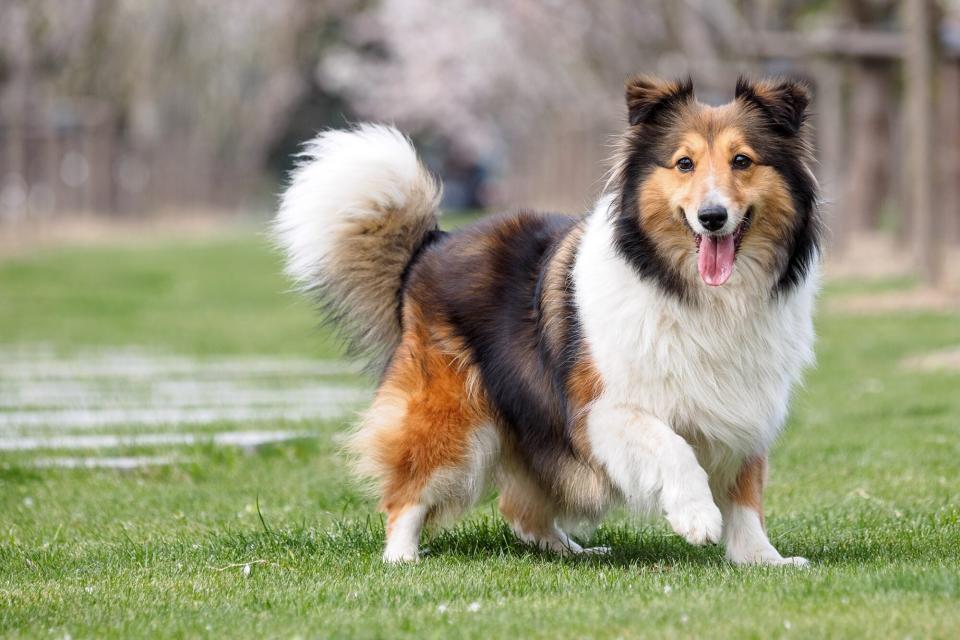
[{"xmin": 274, "ymin": 76, "xmax": 820, "ymax": 565}]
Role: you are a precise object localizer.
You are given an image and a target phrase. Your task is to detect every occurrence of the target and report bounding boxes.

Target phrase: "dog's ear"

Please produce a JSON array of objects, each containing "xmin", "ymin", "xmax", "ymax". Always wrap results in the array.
[
  {"xmin": 625, "ymin": 75, "xmax": 694, "ymax": 127},
  {"xmin": 735, "ymin": 76, "xmax": 810, "ymax": 136}
]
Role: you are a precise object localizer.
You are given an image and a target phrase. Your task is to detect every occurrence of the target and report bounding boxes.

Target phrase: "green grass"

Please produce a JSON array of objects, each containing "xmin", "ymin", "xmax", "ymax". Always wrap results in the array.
[
  {"xmin": 0, "ymin": 230, "xmax": 337, "ymax": 357},
  {"xmin": 1, "ymin": 228, "xmax": 959, "ymax": 638}
]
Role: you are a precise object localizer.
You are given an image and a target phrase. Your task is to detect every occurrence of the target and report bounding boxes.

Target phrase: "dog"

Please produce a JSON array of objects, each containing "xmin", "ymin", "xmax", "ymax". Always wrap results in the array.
[{"xmin": 274, "ymin": 76, "xmax": 820, "ymax": 565}]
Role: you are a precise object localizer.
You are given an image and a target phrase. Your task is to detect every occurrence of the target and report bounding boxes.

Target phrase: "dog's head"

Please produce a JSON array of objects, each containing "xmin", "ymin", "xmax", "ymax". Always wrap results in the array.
[{"xmin": 610, "ymin": 76, "xmax": 820, "ymax": 298}]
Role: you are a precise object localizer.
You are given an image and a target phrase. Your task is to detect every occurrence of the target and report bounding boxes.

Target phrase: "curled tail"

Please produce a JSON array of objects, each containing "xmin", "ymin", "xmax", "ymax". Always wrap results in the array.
[{"xmin": 273, "ymin": 124, "xmax": 441, "ymax": 369}]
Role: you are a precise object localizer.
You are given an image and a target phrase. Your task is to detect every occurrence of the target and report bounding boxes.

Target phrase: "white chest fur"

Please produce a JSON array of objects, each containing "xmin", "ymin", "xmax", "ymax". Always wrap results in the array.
[{"xmin": 573, "ymin": 199, "xmax": 817, "ymax": 459}]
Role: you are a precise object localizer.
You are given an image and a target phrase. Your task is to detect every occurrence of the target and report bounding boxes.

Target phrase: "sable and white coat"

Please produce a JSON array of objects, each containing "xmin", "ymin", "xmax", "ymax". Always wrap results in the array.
[{"xmin": 274, "ymin": 76, "xmax": 821, "ymax": 565}]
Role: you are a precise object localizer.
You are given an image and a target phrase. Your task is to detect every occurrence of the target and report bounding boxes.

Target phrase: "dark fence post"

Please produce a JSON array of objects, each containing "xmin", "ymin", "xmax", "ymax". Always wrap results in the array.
[{"xmin": 905, "ymin": 0, "xmax": 940, "ymax": 284}]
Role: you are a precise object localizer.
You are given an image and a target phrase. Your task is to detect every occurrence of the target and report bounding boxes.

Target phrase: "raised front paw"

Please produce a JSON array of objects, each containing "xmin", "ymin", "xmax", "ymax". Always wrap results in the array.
[{"xmin": 665, "ymin": 498, "xmax": 723, "ymax": 546}]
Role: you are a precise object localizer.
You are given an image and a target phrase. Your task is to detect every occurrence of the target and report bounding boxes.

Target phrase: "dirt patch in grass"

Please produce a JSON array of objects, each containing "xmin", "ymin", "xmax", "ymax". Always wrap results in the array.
[
  {"xmin": 0, "ymin": 209, "xmax": 253, "ymax": 257},
  {"xmin": 824, "ymin": 232, "xmax": 960, "ymax": 294},
  {"xmin": 828, "ymin": 287, "xmax": 960, "ymax": 314},
  {"xmin": 901, "ymin": 346, "xmax": 960, "ymax": 372}
]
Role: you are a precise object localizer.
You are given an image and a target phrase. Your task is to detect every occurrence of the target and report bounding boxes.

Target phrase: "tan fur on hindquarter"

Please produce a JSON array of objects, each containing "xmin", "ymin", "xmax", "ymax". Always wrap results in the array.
[{"xmin": 348, "ymin": 301, "xmax": 494, "ymax": 521}]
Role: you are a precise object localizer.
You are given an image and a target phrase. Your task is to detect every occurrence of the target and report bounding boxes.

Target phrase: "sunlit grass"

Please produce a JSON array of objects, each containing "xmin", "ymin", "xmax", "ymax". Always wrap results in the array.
[{"xmin": 1, "ymin": 227, "xmax": 958, "ymax": 638}]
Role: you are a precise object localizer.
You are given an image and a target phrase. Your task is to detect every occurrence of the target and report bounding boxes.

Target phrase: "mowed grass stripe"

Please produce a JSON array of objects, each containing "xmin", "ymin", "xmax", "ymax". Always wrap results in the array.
[
  {"xmin": 0, "ymin": 348, "xmax": 370, "ymax": 457},
  {"xmin": 0, "ymin": 397, "xmax": 365, "ymax": 431}
]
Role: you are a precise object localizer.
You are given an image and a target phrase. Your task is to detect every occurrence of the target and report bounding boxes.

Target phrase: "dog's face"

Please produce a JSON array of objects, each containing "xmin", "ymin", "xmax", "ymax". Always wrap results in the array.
[{"xmin": 612, "ymin": 76, "xmax": 819, "ymax": 296}]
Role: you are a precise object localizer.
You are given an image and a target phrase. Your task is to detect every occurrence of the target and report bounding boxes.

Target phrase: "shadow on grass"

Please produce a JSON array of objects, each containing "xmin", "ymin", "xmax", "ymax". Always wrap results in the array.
[
  {"xmin": 214, "ymin": 516, "xmax": 733, "ymax": 569},
  {"xmin": 418, "ymin": 518, "xmax": 726, "ymax": 568},
  {"xmin": 237, "ymin": 513, "xmax": 955, "ymax": 569}
]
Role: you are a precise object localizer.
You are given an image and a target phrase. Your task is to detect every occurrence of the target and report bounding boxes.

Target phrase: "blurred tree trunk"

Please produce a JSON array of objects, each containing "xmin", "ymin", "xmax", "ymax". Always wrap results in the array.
[
  {"xmin": 813, "ymin": 61, "xmax": 847, "ymax": 250},
  {"xmin": 904, "ymin": 0, "xmax": 940, "ymax": 283},
  {"xmin": 1, "ymin": 2, "xmax": 31, "ymax": 221},
  {"xmin": 836, "ymin": 0, "xmax": 897, "ymax": 247},
  {"xmin": 941, "ymin": 60, "xmax": 960, "ymax": 245},
  {"xmin": 673, "ymin": 0, "xmax": 722, "ymax": 92},
  {"xmin": 842, "ymin": 62, "xmax": 893, "ymax": 236}
]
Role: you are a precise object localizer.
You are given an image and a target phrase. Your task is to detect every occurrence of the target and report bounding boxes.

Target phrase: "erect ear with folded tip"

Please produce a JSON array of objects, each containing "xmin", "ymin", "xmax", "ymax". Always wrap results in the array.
[
  {"xmin": 735, "ymin": 76, "xmax": 811, "ymax": 137},
  {"xmin": 625, "ymin": 75, "xmax": 694, "ymax": 127}
]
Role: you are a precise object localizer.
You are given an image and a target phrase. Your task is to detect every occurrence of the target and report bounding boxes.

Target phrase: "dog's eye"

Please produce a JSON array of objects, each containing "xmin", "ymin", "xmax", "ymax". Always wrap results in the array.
[
  {"xmin": 676, "ymin": 157, "xmax": 694, "ymax": 173},
  {"xmin": 732, "ymin": 154, "xmax": 753, "ymax": 170}
]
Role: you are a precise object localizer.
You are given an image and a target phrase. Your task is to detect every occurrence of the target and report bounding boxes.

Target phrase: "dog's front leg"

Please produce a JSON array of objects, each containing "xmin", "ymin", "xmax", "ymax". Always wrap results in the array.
[
  {"xmin": 721, "ymin": 455, "xmax": 809, "ymax": 566},
  {"xmin": 586, "ymin": 401, "xmax": 722, "ymax": 545}
]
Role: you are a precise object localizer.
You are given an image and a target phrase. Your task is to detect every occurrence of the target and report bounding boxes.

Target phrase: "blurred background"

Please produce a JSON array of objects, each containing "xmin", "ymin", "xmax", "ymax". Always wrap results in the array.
[{"xmin": 1, "ymin": 0, "xmax": 959, "ymax": 287}]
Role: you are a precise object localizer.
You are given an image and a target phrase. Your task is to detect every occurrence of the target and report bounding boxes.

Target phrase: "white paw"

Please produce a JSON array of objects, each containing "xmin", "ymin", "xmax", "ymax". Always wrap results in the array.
[
  {"xmin": 382, "ymin": 546, "xmax": 419, "ymax": 564},
  {"xmin": 666, "ymin": 499, "xmax": 723, "ymax": 546},
  {"xmin": 727, "ymin": 552, "xmax": 810, "ymax": 567}
]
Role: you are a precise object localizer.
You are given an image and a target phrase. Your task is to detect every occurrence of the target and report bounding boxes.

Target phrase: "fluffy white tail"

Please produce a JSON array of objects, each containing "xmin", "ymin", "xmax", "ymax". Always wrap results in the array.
[{"xmin": 273, "ymin": 124, "xmax": 441, "ymax": 368}]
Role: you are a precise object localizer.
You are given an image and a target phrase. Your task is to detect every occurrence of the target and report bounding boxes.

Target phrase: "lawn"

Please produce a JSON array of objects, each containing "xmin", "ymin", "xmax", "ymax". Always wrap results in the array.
[{"xmin": 1, "ymin": 225, "xmax": 958, "ymax": 639}]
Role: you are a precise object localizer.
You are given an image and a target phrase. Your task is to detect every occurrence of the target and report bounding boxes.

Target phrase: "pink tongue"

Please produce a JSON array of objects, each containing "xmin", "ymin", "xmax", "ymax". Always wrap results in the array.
[{"xmin": 697, "ymin": 235, "xmax": 736, "ymax": 286}]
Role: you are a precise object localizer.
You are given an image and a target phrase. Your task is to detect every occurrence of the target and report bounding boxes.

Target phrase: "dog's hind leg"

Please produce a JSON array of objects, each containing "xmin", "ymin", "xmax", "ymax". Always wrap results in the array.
[
  {"xmin": 376, "ymin": 421, "xmax": 498, "ymax": 563},
  {"xmin": 498, "ymin": 469, "xmax": 607, "ymax": 555},
  {"xmin": 350, "ymin": 312, "xmax": 496, "ymax": 563},
  {"xmin": 383, "ymin": 503, "xmax": 429, "ymax": 563}
]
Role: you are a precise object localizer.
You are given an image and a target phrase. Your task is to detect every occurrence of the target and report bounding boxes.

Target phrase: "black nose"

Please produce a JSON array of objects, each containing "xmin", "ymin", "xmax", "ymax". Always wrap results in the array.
[{"xmin": 697, "ymin": 206, "xmax": 728, "ymax": 232}]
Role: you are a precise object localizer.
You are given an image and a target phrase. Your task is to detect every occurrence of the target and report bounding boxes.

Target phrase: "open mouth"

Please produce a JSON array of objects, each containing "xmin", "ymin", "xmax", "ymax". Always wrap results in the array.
[{"xmin": 693, "ymin": 208, "xmax": 753, "ymax": 287}]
